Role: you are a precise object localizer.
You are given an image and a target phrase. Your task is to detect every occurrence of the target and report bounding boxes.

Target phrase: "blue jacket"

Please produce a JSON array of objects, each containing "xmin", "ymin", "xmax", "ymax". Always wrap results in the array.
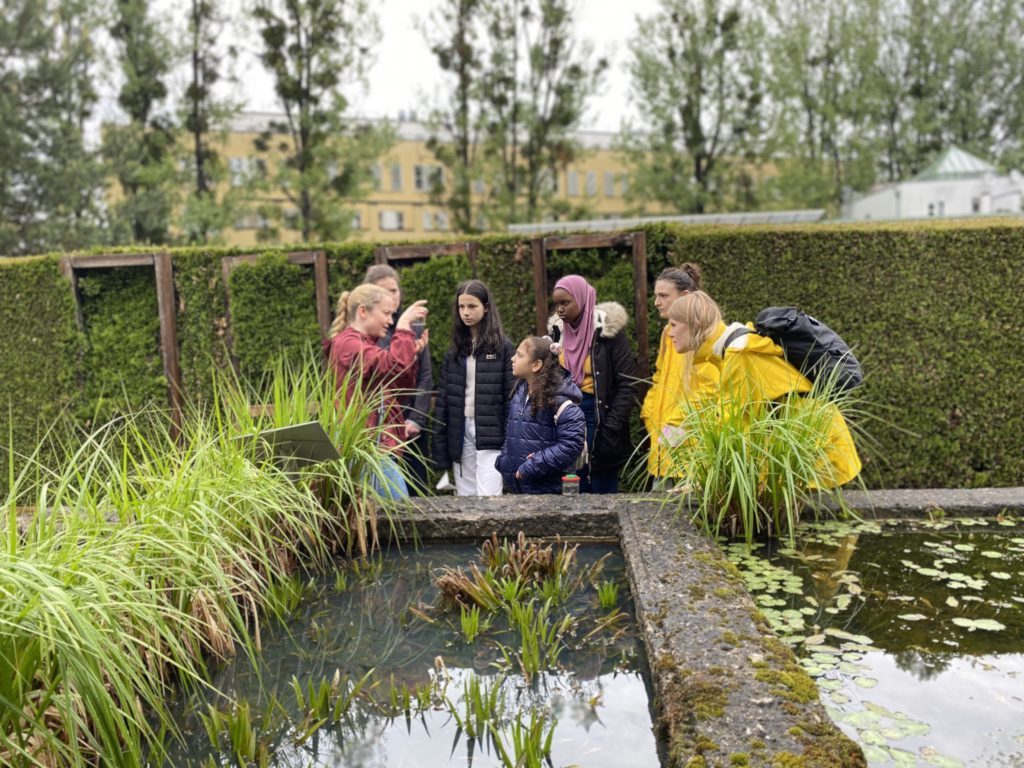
[{"xmin": 495, "ymin": 374, "xmax": 586, "ymax": 494}]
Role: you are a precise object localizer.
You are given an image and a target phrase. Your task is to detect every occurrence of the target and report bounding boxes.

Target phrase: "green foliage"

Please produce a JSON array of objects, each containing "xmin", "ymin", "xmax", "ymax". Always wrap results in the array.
[
  {"xmin": 227, "ymin": 254, "xmax": 320, "ymax": 388},
  {"xmin": 250, "ymin": 0, "xmax": 392, "ymax": 241},
  {"xmin": 398, "ymin": 253, "xmax": 472, "ymax": 371},
  {"xmin": 78, "ymin": 266, "xmax": 166, "ymax": 425},
  {"xmin": 1, "ymin": 220, "xmax": 1023, "ymax": 491},
  {"xmin": 0, "ymin": 0, "xmax": 107, "ymax": 255}
]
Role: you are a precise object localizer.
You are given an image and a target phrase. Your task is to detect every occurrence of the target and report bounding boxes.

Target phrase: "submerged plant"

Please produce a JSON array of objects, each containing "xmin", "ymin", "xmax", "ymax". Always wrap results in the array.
[
  {"xmin": 596, "ymin": 579, "xmax": 620, "ymax": 610},
  {"xmin": 491, "ymin": 708, "xmax": 557, "ymax": 768},
  {"xmin": 460, "ymin": 604, "xmax": 490, "ymax": 643}
]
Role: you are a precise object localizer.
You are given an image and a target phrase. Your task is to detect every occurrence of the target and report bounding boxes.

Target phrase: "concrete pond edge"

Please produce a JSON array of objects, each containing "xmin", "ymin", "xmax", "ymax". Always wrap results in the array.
[{"xmin": 402, "ymin": 487, "xmax": 1024, "ymax": 768}]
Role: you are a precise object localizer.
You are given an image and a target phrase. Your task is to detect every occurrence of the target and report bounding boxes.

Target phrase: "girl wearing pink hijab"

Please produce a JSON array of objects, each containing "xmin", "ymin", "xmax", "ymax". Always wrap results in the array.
[{"xmin": 549, "ymin": 275, "xmax": 640, "ymax": 493}]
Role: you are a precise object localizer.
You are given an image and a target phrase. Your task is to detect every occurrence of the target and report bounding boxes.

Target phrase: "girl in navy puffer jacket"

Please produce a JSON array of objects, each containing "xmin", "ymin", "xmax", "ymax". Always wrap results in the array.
[{"xmin": 496, "ymin": 337, "xmax": 586, "ymax": 494}]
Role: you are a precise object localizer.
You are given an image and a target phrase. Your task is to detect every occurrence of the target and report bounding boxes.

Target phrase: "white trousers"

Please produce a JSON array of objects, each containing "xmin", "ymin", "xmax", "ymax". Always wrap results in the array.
[{"xmin": 454, "ymin": 417, "xmax": 503, "ymax": 496}]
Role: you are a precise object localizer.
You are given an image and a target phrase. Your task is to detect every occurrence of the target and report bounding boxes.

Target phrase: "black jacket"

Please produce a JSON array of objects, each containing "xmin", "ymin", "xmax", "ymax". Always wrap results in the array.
[
  {"xmin": 432, "ymin": 338, "xmax": 516, "ymax": 468},
  {"xmin": 549, "ymin": 302, "xmax": 640, "ymax": 471},
  {"xmin": 379, "ymin": 314, "xmax": 433, "ymax": 427}
]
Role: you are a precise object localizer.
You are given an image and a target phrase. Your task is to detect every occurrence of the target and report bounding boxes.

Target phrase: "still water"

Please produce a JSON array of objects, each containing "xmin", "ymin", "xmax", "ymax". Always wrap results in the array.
[
  {"xmin": 726, "ymin": 517, "xmax": 1024, "ymax": 767},
  {"xmin": 163, "ymin": 541, "xmax": 660, "ymax": 767}
]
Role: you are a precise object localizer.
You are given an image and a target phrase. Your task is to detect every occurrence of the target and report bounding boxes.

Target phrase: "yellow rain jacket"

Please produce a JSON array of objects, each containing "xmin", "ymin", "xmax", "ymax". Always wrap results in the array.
[
  {"xmin": 694, "ymin": 321, "xmax": 861, "ymax": 488},
  {"xmin": 641, "ymin": 326, "xmax": 719, "ymax": 477}
]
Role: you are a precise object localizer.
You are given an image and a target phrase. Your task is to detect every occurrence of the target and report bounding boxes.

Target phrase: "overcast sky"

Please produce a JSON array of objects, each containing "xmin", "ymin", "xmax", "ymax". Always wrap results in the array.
[{"xmin": 115, "ymin": 0, "xmax": 663, "ymax": 134}]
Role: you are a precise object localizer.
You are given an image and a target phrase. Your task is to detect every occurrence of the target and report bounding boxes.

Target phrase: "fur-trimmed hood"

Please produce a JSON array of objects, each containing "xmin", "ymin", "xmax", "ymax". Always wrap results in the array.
[{"xmin": 547, "ymin": 301, "xmax": 629, "ymax": 340}]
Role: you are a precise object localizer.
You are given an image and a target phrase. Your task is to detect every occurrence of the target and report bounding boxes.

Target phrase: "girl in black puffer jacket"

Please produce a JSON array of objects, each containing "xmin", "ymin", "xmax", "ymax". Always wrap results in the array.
[{"xmin": 432, "ymin": 280, "xmax": 516, "ymax": 495}]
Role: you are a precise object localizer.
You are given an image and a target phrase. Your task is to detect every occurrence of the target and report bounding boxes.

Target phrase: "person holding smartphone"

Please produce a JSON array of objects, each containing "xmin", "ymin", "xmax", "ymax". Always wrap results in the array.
[{"xmin": 364, "ymin": 264, "xmax": 434, "ymax": 494}]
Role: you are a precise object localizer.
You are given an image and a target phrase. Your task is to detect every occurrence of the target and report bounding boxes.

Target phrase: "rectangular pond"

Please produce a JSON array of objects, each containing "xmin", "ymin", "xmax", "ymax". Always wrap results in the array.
[
  {"xmin": 725, "ymin": 516, "xmax": 1024, "ymax": 768},
  {"xmin": 161, "ymin": 538, "xmax": 661, "ymax": 767}
]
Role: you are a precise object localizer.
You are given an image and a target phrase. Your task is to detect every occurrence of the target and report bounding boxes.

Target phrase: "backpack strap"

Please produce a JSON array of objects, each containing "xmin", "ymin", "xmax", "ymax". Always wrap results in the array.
[
  {"xmin": 554, "ymin": 400, "xmax": 572, "ymax": 424},
  {"xmin": 719, "ymin": 326, "xmax": 752, "ymax": 357}
]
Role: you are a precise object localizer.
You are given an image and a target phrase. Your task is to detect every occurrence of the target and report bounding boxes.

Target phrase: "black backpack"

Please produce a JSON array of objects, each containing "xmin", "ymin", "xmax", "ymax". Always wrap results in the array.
[{"xmin": 722, "ymin": 307, "xmax": 863, "ymax": 393}]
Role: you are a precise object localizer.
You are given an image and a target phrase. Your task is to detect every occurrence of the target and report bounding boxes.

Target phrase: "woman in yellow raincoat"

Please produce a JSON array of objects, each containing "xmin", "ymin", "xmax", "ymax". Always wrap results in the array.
[
  {"xmin": 666, "ymin": 291, "xmax": 861, "ymax": 488},
  {"xmin": 640, "ymin": 264, "xmax": 719, "ymax": 484}
]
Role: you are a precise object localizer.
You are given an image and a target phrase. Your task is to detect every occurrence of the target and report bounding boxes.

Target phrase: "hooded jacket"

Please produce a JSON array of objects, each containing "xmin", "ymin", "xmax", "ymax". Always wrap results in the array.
[
  {"xmin": 695, "ymin": 321, "xmax": 861, "ymax": 488},
  {"xmin": 548, "ymin": 301, "xmax": 639, "ymax": 471},
  {"xmin": 641, "ymin": 325, "xmax": 720, "ymax": 477},
  {"xmin": 433, "ymin": 338, "xmax": 517, "ymax": 468},
  {"xmin": 495, "ymin": 374, "xmax": 586, "ymax": 494}
]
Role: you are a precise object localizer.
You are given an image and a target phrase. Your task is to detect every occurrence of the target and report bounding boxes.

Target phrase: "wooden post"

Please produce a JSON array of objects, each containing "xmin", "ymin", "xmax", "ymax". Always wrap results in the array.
[
  {"xmin": 313, "ymin": 250, "xmax": 331, "ymax": 338},
  {"xmin": 632, "ymin": 230, "xmax": 650, "ymax": 378},
  {"xmin": 154, "ymin": 253, "xmax": 184, "ymax": 438},
  {"xmin": 467, "ymin": 241, "xmax": 479, "ymax": 277},
  {"xmin": 531, "ymin": 238, "xmax": 548, "ymax": 335}
]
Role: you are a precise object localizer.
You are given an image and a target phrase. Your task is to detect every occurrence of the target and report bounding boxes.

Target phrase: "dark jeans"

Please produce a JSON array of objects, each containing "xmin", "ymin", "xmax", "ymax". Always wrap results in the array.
[
  {"xmin": 400, "ymin": 428, "xmax": 430, "ymax": 496},
  {"xmin": 579, "ymin": 392, "xmax": 619, "ymax": 494}
]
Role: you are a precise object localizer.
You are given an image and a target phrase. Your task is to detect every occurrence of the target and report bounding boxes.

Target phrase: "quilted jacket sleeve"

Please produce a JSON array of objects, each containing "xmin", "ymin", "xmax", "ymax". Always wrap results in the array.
[{"xmin": 517, "ymin": 403, "xmax": 586, "ymax": 481}]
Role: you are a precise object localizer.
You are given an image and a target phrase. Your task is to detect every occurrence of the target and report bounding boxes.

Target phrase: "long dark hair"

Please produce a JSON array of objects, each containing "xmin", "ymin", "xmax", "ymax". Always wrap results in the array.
[
  {"xmin": 451, "ymin": 279, "xmax": 506, "ymax": 356},
  {"xmin": 522, "ymin": 336, "xmax": 564, "ymax": 417}
]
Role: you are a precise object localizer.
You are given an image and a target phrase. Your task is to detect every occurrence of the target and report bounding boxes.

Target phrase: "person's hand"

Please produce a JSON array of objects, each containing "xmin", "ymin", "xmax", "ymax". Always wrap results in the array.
[
  {"xmin": 404, "ymin": 420, "xmax": 422, "ymax": 438},
  {"xmin": 414, "ymin": 328, "xmax": 429, "ymax": 353},
  {"xmin": 396, "ymin": 299, "xmax": 428, "ymax": 332},
  {"xmin": 549, "ymin": 342, "xmax": 562, "ymax": 356},
  {"xmin": 515, "ymin": 470, "xmax": 523, "ymax": 479}
]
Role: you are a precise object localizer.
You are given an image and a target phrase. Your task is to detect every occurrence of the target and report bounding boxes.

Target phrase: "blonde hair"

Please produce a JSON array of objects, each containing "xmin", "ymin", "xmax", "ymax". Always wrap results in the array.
[
  {"xmin": 668, "ymin": 290, "xmax": 722, "ymax": 354},
  {"xmin": 329, "ymin": 283, "xmax": 389, "ymax": 338}
]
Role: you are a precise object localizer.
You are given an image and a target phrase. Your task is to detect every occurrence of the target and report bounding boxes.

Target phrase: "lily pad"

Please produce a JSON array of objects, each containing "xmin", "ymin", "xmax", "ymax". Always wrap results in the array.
[
  {"xmin": 980, "ymin": 551, "xmax": 1003, "ymax": 558},
  {"xmin": 991, "ymin": 571, "xmax": 1011, "ymax": 580},
  {"xmin": 951, "ymin": 617, "xmax": 1006, "ymax": 632},
  {"xmin": 945, "ymin": 596, "xmax": 959, "ymax": 608},
  {"xmin": 853, "ymin": 676, "xmax": 879, "ymax": 688},
  {"xmin": 898, "ymin": 613, "xmax": 928, "ymax": 621}
]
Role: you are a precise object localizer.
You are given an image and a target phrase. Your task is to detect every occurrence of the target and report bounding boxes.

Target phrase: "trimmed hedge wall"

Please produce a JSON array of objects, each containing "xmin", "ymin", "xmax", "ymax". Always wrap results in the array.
[{"xmin": 2, "ymin": 220, "xmax": 1023, "ymax": 490}]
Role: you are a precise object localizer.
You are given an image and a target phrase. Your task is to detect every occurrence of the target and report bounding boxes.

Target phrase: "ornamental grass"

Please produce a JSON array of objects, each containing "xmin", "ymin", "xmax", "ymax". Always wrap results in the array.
[{"xmin": 1, "ymin": 355, "xmax": 404, "ymax": 766}]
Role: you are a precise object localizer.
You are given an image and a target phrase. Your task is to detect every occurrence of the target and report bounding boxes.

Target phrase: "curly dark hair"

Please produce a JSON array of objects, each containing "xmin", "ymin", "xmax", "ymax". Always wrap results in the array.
[
  {"xmin": 450, "ymin": 279, "xmax": 507, "ymax": 357},
  {"xmin": 522, "ymin": 336, "xmax": 565, "ymax": 417}
]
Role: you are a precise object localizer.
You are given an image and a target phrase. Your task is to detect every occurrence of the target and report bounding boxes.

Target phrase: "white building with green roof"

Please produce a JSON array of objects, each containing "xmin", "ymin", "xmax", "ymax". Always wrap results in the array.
[{"xmin": 842, "ymin": 146, "xmax": 1024, "ymax": 220}]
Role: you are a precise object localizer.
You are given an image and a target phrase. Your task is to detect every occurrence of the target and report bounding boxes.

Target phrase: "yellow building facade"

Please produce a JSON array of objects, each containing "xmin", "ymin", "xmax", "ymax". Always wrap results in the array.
[{"xmin": 221, "ymin": 112, "xmax": 636, "ymax": 246}]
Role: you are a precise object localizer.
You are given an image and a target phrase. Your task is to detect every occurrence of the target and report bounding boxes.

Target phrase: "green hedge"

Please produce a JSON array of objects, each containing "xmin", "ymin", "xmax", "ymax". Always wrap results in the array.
[{"xmin": 1, "ymin": 220, "xmax": 1023, "ymax": 490}]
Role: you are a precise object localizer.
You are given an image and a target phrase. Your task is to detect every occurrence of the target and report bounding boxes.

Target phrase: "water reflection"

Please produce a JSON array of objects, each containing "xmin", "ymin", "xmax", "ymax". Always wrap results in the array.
[
  {"xmin": 727, "ymin": 518, "xmax": 1024, "ymax": 767},
  {"xmin": 163, "ymin": 542, "xmax": 660, "ymax": 767}
]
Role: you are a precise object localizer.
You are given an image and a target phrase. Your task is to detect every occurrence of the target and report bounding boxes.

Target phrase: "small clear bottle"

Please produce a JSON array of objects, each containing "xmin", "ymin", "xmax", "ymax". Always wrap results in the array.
[{"xmin": 561, "ymin": 473, "xmax": 580, "ymax": 495}]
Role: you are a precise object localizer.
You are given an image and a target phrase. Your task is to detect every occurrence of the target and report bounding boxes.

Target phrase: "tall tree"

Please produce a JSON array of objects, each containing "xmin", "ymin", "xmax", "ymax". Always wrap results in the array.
[
  {"xmin": 620, "ymin": 0, "xmax": 765, "ymax": 214},
  {"xmin": 177, "ymin": 0, "xmax": 242, "ymax": 244},
  {"xmin": 762, "ymin": 0, "xmax": 883, "ymax": 209},
  {"xmin": 424, "ymin": 0, "xmax": 605, "ymax": 230},
  {"xmin": 251, "ymin": 0, "xmax": 391, "ymax": 242},
  {"xmin": 423, "ymin": 0, "xmax": 484, "ymax": 233},
  {"xmin": 104, "ymin": 0, "xmax": 177, "ymax": 245},
  {"xmin": 0, "ymin": 0, "xmax": 106, "ymax": 255}
]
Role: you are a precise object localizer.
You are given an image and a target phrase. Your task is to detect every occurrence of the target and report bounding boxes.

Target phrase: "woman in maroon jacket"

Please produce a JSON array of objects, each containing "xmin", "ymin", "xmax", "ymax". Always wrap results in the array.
[{"xmin": 327, "ymin": 282, "xmax": 428, "ymax": 499}]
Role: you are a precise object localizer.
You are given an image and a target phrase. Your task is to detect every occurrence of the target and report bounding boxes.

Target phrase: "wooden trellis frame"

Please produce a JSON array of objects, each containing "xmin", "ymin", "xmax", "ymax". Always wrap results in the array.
[
  {"xmin": 531, "ymin": 231, "xmax": 650, "ymax": 377},
  {"xmin": 374, "ymin": 241, "xmax": 479, "ymax": 271},
  {"xmin": 220, "ymin": 250, "xmax": 331, "ymax": 375},
  {"xmin": 61, "ymin": 252, "xmax": 184, "ymax": 437}
]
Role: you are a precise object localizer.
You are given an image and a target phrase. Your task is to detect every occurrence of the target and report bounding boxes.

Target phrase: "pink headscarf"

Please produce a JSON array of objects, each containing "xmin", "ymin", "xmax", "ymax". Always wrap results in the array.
[{"xmin": 554, "ymin": 275, "xmax": 596, "ymax": 386}]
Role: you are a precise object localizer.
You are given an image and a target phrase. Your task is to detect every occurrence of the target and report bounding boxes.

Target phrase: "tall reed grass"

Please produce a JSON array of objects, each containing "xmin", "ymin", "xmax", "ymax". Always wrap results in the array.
[
  {"xmin": 1, "ymin": 352, "xmax": 406, "ymax": 766},
  {"xmin": 667, "ymin": 367, "xmax": 874, "ymax": 545}
]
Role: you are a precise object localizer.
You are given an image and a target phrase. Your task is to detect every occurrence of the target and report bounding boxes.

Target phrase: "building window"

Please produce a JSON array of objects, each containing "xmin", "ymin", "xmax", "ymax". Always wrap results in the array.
[
  {"xmin": 390, "ymin": 163, "xmax": 402, "ymax": 191},
  {"xmin": 371, "ymin": 164, "xmax": 382, "ymax": 191},
  {"xmin": 351, "ymin": 213, "xmax": 362, "ymax": 230},
  {"xmin": 229, "ymin": 157, "xmax": 264, "ymax": 187},
  {"xmin": 234, "ymin": 213, "xmax": 268, "ymax": 230},
  {"xmin": 937, "ymin": 200, "xmax": 945, "ymax": 216},
  {"xmin": 436, "ymin": 211, "xmax": 450, "ymax": 231},
  {"xmin": 604, "ymin": 172, "xmax": 616, "ymax": 197},
  {"xmin": 414, "ymin": 164, "xmax": 443, "ymax": 192},
  {"xmin": 568, "ymin": 170, "xmax": 579, "ymax": 196},
  {"xmin": 379, "ymin": 210, "xmax": 404, "ymax": 231},
  {"xmin": 539, "ymin": 168, "xmax": 557, "ymax": 193},
  {"xmin": 619, "ymin": 174, "xmax": 629, "ymax": 196},
  {"xmin": 927, "ymin": 203, "xmax": 935, "ymax": 217},
  {"xmin": 473, "ymin": 179, "xmax": 485, "ymax": 195},
  {"xmin": 423, "ymin": 211, "xmax": 434, "ymax": 231},
  {"xmin": 971, "ymin": 197, "xmax": 981, "ymax": 213},
  {"xmin": 585, "ymin": 171, "xmax": 597, "ymax": 196}
]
